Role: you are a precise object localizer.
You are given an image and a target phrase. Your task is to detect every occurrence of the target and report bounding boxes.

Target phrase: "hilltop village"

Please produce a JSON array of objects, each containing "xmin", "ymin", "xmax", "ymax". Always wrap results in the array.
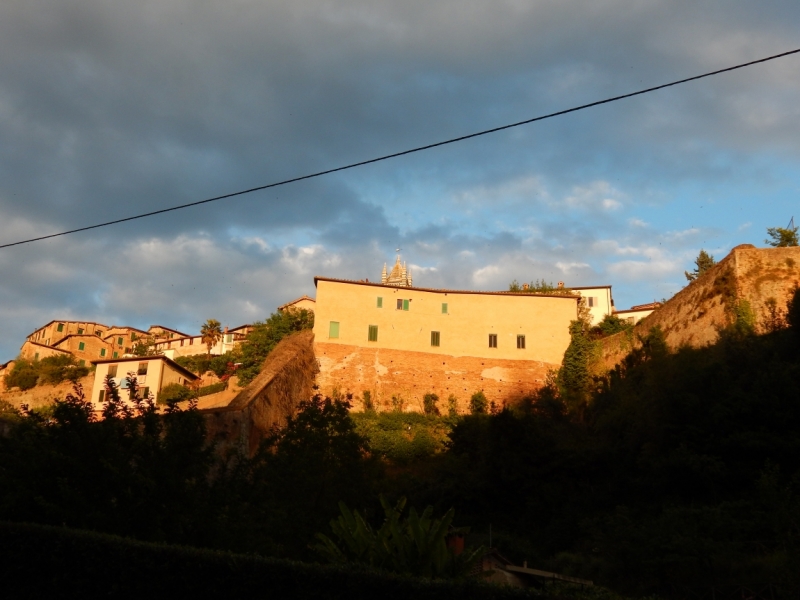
[
  {"xmin": 2, "ymin": 244, "xmax": 798, "ymax": 420},
  {"xmin": 0, "ymin": 254, "xmax": 661, "ymax": 412}
]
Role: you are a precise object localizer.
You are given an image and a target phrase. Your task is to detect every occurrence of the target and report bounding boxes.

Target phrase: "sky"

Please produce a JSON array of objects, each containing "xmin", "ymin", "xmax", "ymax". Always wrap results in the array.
[{"xmin": 1, "ymin": 0, "xmax": 799, "ymax": 361}]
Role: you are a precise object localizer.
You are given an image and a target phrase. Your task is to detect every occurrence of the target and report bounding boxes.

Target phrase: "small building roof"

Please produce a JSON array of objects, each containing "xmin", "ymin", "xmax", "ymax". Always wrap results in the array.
[
  {"xmin": 90, "ymin": 355, "xmax": 200, "ymax": 380},
  {"xmin": 313, "ymin": 276, "xmax": 580, "ymax": 301},
  {"xmin": 148, "ymin": 325, "xmax": 190, "ymax": 337},
  {"xmin": 53, "ymin": 334, "xmax": 112, "ymax": 346},
  {"xmin": 26, "ymin": 319, "xmax": 111, "ymax": 337},
  {"xmin": 24, "ymin": 340, "xmax": 74, "ymax": 354},
  {"xmin": 277, "ymin": 295, "xmax": 316, "ymax": 311}
]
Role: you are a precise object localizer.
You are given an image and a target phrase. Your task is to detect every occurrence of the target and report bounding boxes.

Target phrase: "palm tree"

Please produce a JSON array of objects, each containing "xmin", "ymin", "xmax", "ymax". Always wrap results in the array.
[{"xmin": 200, "ymin": 319, "xmax": 223, "ymax": 357}]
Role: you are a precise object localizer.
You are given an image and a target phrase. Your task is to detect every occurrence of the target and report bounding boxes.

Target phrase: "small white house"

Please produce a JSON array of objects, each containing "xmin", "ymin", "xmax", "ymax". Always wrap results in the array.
[
  {"xmin": 571, "ymin": 285, "xmax": 614, "ymax": 325},
  {"xmin": 90, "ymin": 355, "xmax": 199, "ymax": 405}
]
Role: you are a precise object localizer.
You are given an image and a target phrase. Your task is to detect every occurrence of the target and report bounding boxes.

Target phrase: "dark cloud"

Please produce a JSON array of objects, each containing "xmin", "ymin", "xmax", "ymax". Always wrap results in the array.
[{"xmin": 1, "ymin": 0, "xmax": 799, "ymax": 359}]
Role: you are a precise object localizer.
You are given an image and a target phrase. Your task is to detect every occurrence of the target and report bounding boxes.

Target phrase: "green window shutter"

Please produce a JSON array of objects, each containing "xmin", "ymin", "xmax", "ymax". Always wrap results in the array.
[
  {"xmin": 77, "ymin": 328, "xmax": 84, "ymax": 334},
  {"xmin": 113, "ymin": 351, "xmax": 118, "ymax": 358},
  {"xmin": 403, "ymin": 299, "xmax": 409, "ymax": 311},
  {"xmin": 117, "ymin": 337, "xmax": 123, "ymax": 345},
  {"xmin": 517, "ymin": 335, "xmax": 526, "ymax": 349},
  {"xmin": 99, "ymin": 390, "xmax": 105, "ymax": 403},
  {"xmin": 329, "ymin": 321, "xmax": 340, "ymax": 339},
  {"xmin": 441, "ymin": 303, "xmax": 448, "ymax": 314},
  {"xmin": 78, "ymin": 342, "xmax": 85, "ymax": 351},
  {"xmin": 368, "ymin": 325, "xmax": 378, "ymax": 342},
  {"xmin": 431, "ymin": 331, "xmax": 440, "ymax": 347},
  {"xmin": 57, "ymin": 323, "xmax": 64, "ymax": 332},
  {"xmin": 79, "ymin": 359, "xmax": 85, "ymax": 366},
  {"xmin": 100, "ymin": 348, "xmax": 106, "ymax": 357},
  {"xmin": 377, "ymin": 297, "xmax": 383, "ymax": 308}
]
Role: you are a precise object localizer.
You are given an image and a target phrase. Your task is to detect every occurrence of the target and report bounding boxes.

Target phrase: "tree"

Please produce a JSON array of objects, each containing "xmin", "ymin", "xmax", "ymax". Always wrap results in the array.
[
  {"xmin": 469, "ymin": 391, "xmax": 487, "ymax": 415},
  {"xmin": 235, "ymin": 309, "xmax": 314, "ymax": 386},
  {"xmin": 422, "ymin": 393, "xmax": 439, "ymax": 416},
  {"xmin": 685, "ymin": 249, "xmax": 716, "ymax": 281},
  {"xmin": 765, "ymin": 223, "xmax": 799, "ymax": 247},
  {"xmin": 200, "ymin": 319, "xmax": 223, "ymax": 357}
]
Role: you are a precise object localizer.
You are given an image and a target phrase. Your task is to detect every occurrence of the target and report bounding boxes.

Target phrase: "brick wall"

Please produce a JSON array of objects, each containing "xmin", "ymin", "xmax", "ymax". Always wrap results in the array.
[
  {"xmin": 314, "ymin": 341, "xmax": 557, "ymax": 412},
  {"xmin": 600, "ymin": 244, "xmax": 800, "ymax": 369}
]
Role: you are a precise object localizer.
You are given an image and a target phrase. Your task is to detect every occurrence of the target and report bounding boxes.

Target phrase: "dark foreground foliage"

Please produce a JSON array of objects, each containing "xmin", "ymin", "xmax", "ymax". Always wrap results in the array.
[
  {"xmin": 2, "ymin": 292, "xmax": 800, "ymax": 596},
  {"xmin": 0, "ymin": 521, "xmax": 546, "ymax": 600}
]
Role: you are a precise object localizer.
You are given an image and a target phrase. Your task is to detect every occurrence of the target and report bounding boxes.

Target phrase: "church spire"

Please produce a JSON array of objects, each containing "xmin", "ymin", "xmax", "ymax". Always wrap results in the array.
[{"xmin": 382, "ymin": 255, "xmax": 413, "ymax": 287}]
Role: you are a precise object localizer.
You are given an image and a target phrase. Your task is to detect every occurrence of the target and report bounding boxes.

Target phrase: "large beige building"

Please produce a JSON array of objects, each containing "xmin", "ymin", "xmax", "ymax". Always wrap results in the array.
[
  {"xmin": 313, "ymin": 277, "xmax": 579, "ymax": 364},
  {"xmin": 312, "ymin": 267, "xmax": 582, "ymax": 410}
]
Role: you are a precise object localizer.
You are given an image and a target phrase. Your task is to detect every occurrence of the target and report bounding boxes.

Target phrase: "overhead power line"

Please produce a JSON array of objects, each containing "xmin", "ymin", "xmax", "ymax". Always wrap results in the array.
[{"xmin": 2, "ymin": 47, "xmax": 799, "ymax": 250}]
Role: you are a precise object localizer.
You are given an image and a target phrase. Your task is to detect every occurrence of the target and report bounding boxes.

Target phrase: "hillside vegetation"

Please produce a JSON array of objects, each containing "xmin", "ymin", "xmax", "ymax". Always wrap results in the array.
[{"xmin": 0, "ymin": 293, "xmax": 799, "ymax": 596}]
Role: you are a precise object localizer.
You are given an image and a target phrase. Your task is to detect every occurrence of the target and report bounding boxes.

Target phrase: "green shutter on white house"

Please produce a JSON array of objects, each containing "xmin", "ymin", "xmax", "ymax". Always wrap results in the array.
[
  {"xmin": 441, "ymin": 303, "xmax": 448, "ymax": 314},
  {"xmin": 431, "ymin": 331, "xmax": 440, "ymax": 347},
  {"xmin": 78, "ymin": 342, "xmax": 85, "ymax": 351},
  {"xmin": 368, "ymin": 325, "xmax": 378, "ymax": 342},
  {"xmin": 403, "ymin": 299, "xmax": 409, "ymax": 311},
  {"xmin": 329, "ymin": 321, "xmax": 340, "ymax": 339},
  {"xmin": 377, "ymin": 297, "xmax": 383, "ymax": 308}
]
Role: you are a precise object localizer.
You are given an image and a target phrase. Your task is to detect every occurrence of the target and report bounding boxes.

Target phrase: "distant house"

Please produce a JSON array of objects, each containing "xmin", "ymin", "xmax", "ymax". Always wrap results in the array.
[
  {"xmin": 278, "ymin": 295, "xmax": 316, "ymax": 313},
  {"xmin": 570, "ymin": 285, "xmax": 615, "ymax": 325},
  {"xmin": 152, "ymin": 324, "xmax": 253, "ymax": 359},
  {"xmin": 19, "ymin": 340, "xmax": 74, "ymax": 362},
  {"xmin": 25, "ymin": 320, "xmax": 110, "ymax": 348},
  {"xmin": 52, "ymin": 334, "xmax": 113, "ymax": 364},
  {"xmin": 147, "ymin": 325, "xmax": 190, "ymax": 340},
  {"xmin": 89, "ymin": 355, "xmax": 199, "ymax": 405},
  {"xmin": 614, "ymin": 301, "xmax": 662, "ymax": 324}
]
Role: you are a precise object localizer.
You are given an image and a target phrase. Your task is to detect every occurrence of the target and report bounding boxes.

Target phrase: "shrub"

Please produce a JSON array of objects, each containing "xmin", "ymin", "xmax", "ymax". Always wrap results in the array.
[
  {"xmin": 157, "ymin": 383, "xmax": 194, "ymax": 405},
  {"xmin": 446, "ymin": 394, "xmax": 459, "ymax": 417},
  {"xmin": 4, "ymin": 355, "xmax": 88, "ymax": 390},
  {"xmin": 422, "ymin": 393, "xmax": 439, "ymax": 416},
  {"xmin": 38, "ymin": 354, "xmax": 89, "ymax": 385},
  {"xmin": 469, "ymin": 391, "xmax": 487, "ymax": 415},
  {"xmin": 362, "ymin": 390, "xmax": 374, "ymax": 412}
]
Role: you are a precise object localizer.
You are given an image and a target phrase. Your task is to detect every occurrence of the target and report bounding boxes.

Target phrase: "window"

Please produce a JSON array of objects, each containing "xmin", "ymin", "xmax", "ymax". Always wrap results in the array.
[
  {"xmin": 396, "ymin": 298, "xmax": 403, "ymax": 310},
  {"xmin": 517, "ymin": 335, "xmax": 526, "ymax": 349},
  {"xmin": 117, "ymin": 337, "xmax": 123, "ymax": 345},
  {"xmin": 225, "ymin": 334, "xmax": 232, "ymax": 343},
  {"xmin": 403, "ymin": 299, "xmax": 409, "ymax": 311},
  {"xmin": 78, "ymin": 342, "xmax": 85, "ymax": 351},
  {"xmin": 57, "ymin": 323, "xmax": 64, "ymax": 332},
  {"xmin": 96, "ymin": 330, "xmax": 103, "ymax": 336},
  {"xmin": 430, "ymin": 331, "xmax": 440, "ymax": 347},
  {"xmin": 377, "ymin": 297, "xmax": 383, "ymax": 308},
  {"xmin": 141, "ymin": 387, "xmax": 150, "ymax": 398},
  {"xmin": 131, "ymin": 333, "xmax": 137, "ymax": 341},
  {"xmin": 441, "ymin": 303, "xmax": 448, "ymax": 314},
  {"xmin": 137, "ymin": 362, "xmax": 148, "ymax": 375},
  {"xmin": 329, "ymin": 321, "xmax": 340, "ymax": 339},
  {"xmin": 107, "ymin": 365, "xmax": 118, "ymax": 378},
  {"xmin": 98, "ymin": 390, "xmax": 105, "ymax": 403},
  {"xmin": 488, "ymin": 334, "xmax": 497, "ymax": 348},
  {"xmin": 587, "ymin": 296, "xmax": 597, "ymax": 308},
  {"xmin": 368, "ymin": 325, "xmax": 378, "ymax": 342},
  {"xmin": 113, "ymin": 351, "xmax": 118, "ymax": 359},
  {"xmin": 78, "ymin": 359, "xmax": 85, "ymax": 366},
  {"xmin": 34, "ymin": 352, "xmax": 39, "ymax": 360},
  {"xmin": 77, "ymin": 328, "xmax": 84, "ymax": 335},
  {"xmin": 100, "ymin": 348, "xmax": 106, "ymax": 357}
]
